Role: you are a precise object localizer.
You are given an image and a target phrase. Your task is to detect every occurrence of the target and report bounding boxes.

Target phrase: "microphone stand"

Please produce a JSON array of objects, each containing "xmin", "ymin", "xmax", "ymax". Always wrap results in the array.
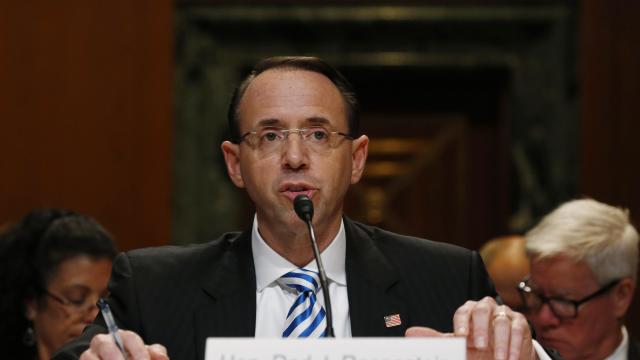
[{"xmin": 294, "ymin": 195, "xmax": 335, "ymax": 337}]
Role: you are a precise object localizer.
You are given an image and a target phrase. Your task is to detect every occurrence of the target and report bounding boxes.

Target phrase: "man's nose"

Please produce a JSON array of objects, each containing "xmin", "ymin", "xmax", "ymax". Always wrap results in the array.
[
  {"xmin": 281, "ymin": 133, "xmax": 309, "ymax": 170},
  {"xmin": 532, "ymin": 302, "xmax": 561, "ymax": 328}
]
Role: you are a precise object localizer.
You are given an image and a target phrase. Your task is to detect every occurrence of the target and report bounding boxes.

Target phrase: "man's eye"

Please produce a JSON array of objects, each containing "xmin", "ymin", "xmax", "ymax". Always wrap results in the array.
[
  {"xmin": 262, "ymin": 132, "xmax": 280, "ymax": 141},
  {"xmin": 310, "ymin": 129, "xmax": 328, "ymax": 141}
]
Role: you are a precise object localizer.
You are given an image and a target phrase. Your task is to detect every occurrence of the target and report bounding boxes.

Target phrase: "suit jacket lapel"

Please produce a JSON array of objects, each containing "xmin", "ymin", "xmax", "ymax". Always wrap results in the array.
[
  {"xmin": 345, "ymin": 218, "xmax": 408, "ymax": 337},
  {"xmin": 195, "ymin": 231, "xmax": 256, "ymax": 359}
]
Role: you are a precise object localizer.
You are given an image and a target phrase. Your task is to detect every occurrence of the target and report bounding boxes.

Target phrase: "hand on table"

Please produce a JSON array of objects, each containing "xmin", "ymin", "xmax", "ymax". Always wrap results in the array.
[{"xmin": 406, "ymin": 297, "xmax": 536, "ymax": 360}]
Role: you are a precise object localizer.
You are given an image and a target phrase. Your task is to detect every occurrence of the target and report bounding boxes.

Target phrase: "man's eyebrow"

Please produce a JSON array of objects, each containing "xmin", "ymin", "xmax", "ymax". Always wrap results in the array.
[
  {"xmin": 305, "ymin": 117, "xmax": 331, "ymax": 126},
  {"xmin": 253, "ymin": 117, "xmax": 333, "ymax": 128},
  {"xmin": 255, "ymin": 118, "xmax": 281, "ymax": 127}
]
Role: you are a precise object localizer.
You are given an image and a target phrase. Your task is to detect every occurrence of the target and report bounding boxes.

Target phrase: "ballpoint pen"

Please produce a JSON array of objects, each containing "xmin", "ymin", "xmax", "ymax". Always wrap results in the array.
[{"xmin": 97, "ymin": 298, "xmax": 128, "ymax": 359}]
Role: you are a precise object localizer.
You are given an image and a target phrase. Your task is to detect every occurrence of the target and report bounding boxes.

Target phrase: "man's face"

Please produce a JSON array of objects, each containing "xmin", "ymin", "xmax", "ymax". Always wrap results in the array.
[
  {"xmin": 527, "ymin": 256, "xmax": 624, "ymax": 360},
  {"xmin": 222, "ymin": 69, "xmax": 368, "ymax": 236}
]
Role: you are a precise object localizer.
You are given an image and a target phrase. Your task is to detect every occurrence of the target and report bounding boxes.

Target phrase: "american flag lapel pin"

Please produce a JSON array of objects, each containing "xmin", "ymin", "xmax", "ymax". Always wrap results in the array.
[{"xmin": 384, "ymin": 313, "xmax": 402, "ymax": 328}]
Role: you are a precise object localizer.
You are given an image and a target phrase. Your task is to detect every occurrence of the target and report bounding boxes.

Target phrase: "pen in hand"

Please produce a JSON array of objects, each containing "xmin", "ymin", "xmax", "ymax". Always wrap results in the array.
[{"xmin": 97, "ymin": 298, "xmax": 128, "ymax": 359}]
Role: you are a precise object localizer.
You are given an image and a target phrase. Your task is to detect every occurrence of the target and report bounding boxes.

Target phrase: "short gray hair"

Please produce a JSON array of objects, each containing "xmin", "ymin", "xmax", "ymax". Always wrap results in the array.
[{"xmin": 525, "ymin": 198, "xmax": 639, "ymax": 284}]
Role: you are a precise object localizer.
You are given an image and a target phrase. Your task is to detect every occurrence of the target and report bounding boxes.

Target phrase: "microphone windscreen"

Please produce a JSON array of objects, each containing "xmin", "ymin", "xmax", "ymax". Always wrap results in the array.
[{"xmin": 293, "ymin": 195, "xmax": 314, "ymax": 222}]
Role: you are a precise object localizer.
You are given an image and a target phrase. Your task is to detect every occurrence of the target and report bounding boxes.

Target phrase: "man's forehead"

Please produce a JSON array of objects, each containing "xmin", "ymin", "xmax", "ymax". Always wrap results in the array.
[
  {"xmin": 243, "ymin": 69, "xmax": 339, "ymax": 101},
  {"xmin": 237, "ymin": 68, "xmax": 348, "ymax": 128},
  {"xmin": 530, "ymin": 256, "xmax": 599, "ymax": 293}
]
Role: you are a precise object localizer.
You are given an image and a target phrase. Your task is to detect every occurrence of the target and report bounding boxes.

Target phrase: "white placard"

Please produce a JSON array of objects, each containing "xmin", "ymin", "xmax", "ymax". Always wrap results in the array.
[{"xmin": 205, "ymin": 338, "xmax": 466, "ymax": 360}]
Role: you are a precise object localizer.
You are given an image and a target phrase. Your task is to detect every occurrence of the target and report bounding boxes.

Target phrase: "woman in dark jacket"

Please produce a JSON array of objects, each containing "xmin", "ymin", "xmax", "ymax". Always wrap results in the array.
[{"xmin": 0, "ymin": 209, "xmax": 117, "ymax": 360}]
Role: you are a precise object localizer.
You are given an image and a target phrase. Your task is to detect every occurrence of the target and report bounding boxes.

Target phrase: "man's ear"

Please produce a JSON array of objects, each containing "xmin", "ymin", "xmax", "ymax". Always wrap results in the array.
[
  {"xmin": 221, "ymin": 141, "xmax": 245, "ymax": 188},
  {"xmin": 350, "ymin": 135, "xmax": 369, "ymax": 184},
  {"xmin": 612, "ymin": 277, "xmax": 635, "ymax": 318}
]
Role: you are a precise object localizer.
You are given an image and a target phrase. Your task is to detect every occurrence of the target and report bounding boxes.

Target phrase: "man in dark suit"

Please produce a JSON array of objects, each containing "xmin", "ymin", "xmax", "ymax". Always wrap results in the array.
[
  {"xmin": 55, "ymin": 56, "xmax": 544, "ymax": 360},
  {"xmin": 631, "ymin": 341, "xmax": 640, "ymax": 360}
]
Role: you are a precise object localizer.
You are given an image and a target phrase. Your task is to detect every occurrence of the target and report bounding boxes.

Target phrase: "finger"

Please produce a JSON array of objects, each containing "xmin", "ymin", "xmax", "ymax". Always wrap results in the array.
[
  {"xmin": 492, "ymin": 306, "xmax": 512, "ymax": 360},
  {"xmin": 90, "ymin": 333, "xmax": 126, "ymax": 360},
  {"xmin": 453, "ymin": 300, "xmax": 476, "ymax": 336},
  {"xmin": 148, "ymin": 344, "xmax": 170, "ymax": 360},
  {"xmin": 405, "ymin": 326, "xmax": 447, "ymax": 337},
  {"xmin": 470, "ymin": 297, "xmax": 496, "ymax": 349},
  {"xmin": 508, "ymin": 313, "xmax": 530, "ymax": 360},
  {"xmin": 120, "ymin": 330, "xmax": 150, "ymax": 360},
  {"xmin": 79, "ymin": 350, "xmax": 101, "ymax": 360}
]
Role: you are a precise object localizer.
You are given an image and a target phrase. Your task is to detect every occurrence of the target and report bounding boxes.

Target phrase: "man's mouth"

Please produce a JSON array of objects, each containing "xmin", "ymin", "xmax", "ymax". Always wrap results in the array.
[
  {"xmin": 280, "ymin": 183, "xmax": 316, "ymax": 201},
  {"xmin": 537, "ymin": 335, "xmax": 566, "ymax": 349}
]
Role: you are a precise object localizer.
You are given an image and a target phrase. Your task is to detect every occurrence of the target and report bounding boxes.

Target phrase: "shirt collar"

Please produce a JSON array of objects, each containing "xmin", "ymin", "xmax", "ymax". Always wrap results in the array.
[
  {"xmin": 251, "ymin": 214, "xmax": 347, "ymax": 291},
  {"xmin": 603, "ymin": 326, "xmax": 628, "ymax": 360}
]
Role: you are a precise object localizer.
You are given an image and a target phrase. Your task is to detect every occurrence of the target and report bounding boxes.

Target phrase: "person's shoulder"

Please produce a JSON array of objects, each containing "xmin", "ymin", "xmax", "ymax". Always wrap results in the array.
[
  {"xmin": 345, "ymin": 218, "xmax": 493, "ymax": 304},
  {"xmin": 120, "ymin": 231, "xmax": 246, "ymax": 272},
  {"xmin": 346, "ymin": 218, "xmax": 474, "ymax": 259}
]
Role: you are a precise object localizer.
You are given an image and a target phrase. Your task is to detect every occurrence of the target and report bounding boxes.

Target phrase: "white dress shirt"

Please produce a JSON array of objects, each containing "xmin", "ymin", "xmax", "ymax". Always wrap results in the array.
[
  {"xmin": 250, "ymin": 215, "xmax": 551, "ymax": 359},
  {"xmin": 252, "ymin": 216, "xmax": 351, "ymax": 337},
  {"xmin": 603, "ymin": 326, "xmax": 629, "ymax": 360}
]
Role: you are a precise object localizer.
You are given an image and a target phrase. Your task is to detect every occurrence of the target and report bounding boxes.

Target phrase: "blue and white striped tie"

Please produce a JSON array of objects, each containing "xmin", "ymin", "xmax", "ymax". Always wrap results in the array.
[{"xmin": 279, "ymin": 268, "xmax": 328, "ymax": 338}]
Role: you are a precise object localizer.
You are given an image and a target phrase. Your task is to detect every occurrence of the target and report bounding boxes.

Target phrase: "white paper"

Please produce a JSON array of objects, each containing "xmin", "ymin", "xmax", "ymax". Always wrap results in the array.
[{"xmin": 205, "ymin": 338, "xmax": 466, "ymax": 360}]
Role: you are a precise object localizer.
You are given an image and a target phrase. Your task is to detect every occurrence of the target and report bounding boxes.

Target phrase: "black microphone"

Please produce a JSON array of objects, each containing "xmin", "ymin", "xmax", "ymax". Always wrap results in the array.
[{"xmin": 293, "ymin": 194, "xmax": 335, "ymax": 337}]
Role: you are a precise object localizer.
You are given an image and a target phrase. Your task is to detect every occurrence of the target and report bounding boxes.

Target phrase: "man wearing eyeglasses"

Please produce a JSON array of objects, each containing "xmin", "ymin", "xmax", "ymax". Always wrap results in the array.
[
  {"xmin": 520, "ymin": 198, "xmax": 639, "ymax": 360},
  {"xmin": 55, "ymin": 56, "xmax": 556, "ymax": 360}
]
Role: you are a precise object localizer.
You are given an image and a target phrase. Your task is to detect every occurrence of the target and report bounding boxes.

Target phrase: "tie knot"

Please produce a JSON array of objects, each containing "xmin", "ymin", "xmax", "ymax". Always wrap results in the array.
[{"xmin": 279, "ymin": 268, "xmax": 321, "ymax": 294}]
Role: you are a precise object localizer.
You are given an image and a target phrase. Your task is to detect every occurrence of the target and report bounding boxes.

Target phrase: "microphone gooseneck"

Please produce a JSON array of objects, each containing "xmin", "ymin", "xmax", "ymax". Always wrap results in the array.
[{"xmin": 293, "ymin": 194, "xmax": 335, "ymax": 337}]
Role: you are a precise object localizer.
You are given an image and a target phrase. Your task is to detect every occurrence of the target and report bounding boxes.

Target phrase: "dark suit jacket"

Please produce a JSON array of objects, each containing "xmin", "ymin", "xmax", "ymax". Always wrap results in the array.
[
  {"xmin": 54, "ymin": 218, "xmax": 495, "ymax": 360},
  {"xmin": 630, "ymin": 338, "xmax": 640, "ymax": 360}
]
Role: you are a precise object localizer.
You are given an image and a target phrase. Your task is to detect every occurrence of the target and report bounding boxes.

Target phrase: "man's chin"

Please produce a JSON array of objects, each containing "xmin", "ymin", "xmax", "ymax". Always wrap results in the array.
[
  {"xmin": 272, "ymin": 212, "xmax": 310, "ymax": 230},
  {"xmin": 539, "ymin": 338, "xmax": 573, "ymax": 357}
]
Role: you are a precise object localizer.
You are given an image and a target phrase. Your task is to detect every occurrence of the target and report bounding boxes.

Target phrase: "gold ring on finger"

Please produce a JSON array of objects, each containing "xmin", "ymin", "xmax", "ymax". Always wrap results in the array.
[{"xmin": 493, "ymin": 311, "xmax": 512, "ymax": 321}]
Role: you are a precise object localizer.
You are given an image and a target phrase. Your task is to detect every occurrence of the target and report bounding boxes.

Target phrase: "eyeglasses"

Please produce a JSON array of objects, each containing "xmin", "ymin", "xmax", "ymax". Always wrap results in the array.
[
  {"xmin": 517, "ymin": 276, "xmax": 620, "ymax": 319},
  {"xmin": 44, "ymin": 289, "xmax": 99, "ymax": 313},
  {"xmin": 238, "ymin": 126, "xmax": 353, "ymax": 154}
]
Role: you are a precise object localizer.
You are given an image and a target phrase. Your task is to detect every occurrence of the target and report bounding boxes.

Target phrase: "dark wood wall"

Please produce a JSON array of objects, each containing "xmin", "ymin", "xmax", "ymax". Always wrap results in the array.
[
  {"xmin": 579, "ymin": 0, "xmax": 640, "ymax": 336},
  {"xmin": 0, "ymin": 2, "xmax": 173, "ymax": 250},
  {"xmin": 580, "ymin": 1, "xmax": 640, "ymax": 222}
]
